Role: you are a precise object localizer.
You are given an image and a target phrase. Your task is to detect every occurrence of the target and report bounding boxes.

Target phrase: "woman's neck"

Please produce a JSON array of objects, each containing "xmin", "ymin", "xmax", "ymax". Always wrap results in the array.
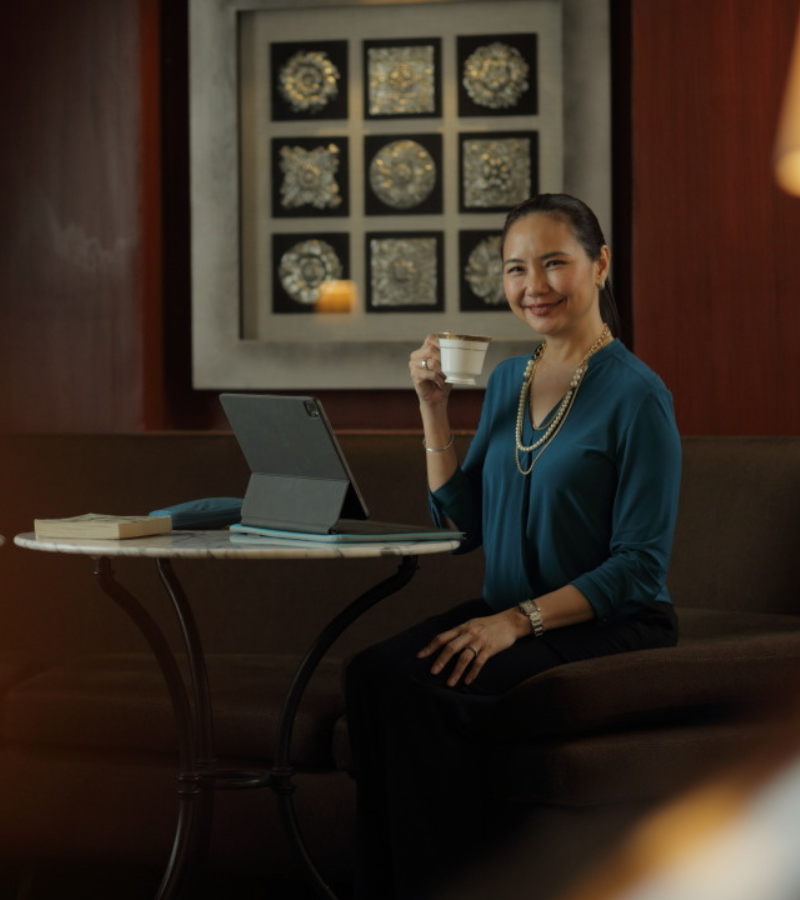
[{"xmin": 540, "ymin": 321, "xmax": 610, "ymax": 367}]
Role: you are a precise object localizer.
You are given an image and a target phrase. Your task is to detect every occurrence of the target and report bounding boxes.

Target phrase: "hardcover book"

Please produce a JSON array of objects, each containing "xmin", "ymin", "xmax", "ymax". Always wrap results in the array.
[{"xmin": 34, "ymin": 513, "xmax": 172, "ymax": 540}]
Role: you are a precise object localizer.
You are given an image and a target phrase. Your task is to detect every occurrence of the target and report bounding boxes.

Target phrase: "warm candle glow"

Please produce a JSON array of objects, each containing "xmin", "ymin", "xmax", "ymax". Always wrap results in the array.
[
  {"xmin": 775, "ymin": 11, "xmax": 800, "ymax": 195},
  {"xmin": 316, "ymin": 280, "xmax": 357, "ymax": 313}
]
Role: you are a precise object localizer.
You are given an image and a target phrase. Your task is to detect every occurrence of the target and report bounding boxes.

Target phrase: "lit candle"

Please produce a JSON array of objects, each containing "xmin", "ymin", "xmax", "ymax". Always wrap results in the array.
[{"xmin": 316, "ymin": 280, "xmax": 357, "ymax": 313}]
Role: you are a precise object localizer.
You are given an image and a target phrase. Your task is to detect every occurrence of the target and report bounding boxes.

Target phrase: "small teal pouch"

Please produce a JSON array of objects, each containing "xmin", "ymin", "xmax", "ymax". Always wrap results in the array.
[{"xmin": 148, "ymin": 497, "xmax": 242, "ymax": 530}]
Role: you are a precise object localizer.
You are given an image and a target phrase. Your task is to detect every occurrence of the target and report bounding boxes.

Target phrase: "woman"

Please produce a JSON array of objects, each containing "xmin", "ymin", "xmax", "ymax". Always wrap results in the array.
[{"xmin": 344, "ymin": 194, "xmax": 682, "ymax": 899}]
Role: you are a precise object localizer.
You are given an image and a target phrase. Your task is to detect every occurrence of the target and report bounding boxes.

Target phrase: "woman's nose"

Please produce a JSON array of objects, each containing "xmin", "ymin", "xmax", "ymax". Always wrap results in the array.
[{"xmin": 525, "ymin": 268, "xmax": 548, "ymax": 295}]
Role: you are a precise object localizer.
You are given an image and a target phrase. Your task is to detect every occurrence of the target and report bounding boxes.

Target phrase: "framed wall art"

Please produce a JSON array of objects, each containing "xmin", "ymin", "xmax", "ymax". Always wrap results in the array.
[
  {"xmin": 270, "ymin": 40, "xmax": 349, "ymax": 121},
  {"xmin": 457, "ymin": 33, "xmax": 537, "ymax": 117},
  {"xmin": 363, "ymin": 38, "xmax": 442, "ymax": 119},
  {"xmin": 458, "ymin": 131, "xmax": 539, "ymax": 213},
  {"xmin": 190, "ymin": 0, "xmax": 612, "ymax": 390},
  {"xmin": 459, "ymin": 230, "xmax": 505, "ymax": 312},
  {"xmin": 366, "ymin": 231, "xmax": 445, "ymax": 313},
  {"xmin": 271, "ymin": 136, "xmax": 350, "ymax": 218},
  {"xmin": 272, "ymin": 232, "xmax": 350, "ymax": 313},
  {"xmin": 364, "ymin": 133, "xmax": 443, "ymax": 215}
]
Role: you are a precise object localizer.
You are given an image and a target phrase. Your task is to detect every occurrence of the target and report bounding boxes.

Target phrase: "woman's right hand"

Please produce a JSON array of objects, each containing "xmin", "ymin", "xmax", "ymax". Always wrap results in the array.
[{"xmin": 409, "ymin": 334, "xmax": 452, "ymax": 408}]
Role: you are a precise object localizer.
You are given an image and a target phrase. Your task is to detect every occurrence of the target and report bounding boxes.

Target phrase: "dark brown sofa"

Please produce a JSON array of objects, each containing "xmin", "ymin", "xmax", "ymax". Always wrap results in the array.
[{"xmin": 1, "ymin": 433, "xmax": 800, "ymax": 899}]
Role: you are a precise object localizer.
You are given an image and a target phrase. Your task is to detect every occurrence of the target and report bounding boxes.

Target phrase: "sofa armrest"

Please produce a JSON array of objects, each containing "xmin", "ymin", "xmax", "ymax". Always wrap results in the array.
[{"xmin": 494, "ymin": 631, "xmax": 800, "ymax": 741}]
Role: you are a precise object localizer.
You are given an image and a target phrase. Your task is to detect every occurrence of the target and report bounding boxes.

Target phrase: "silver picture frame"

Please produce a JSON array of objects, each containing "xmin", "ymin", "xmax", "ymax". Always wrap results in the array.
[{"xmin": 190, "ymin": 0, "xmax": 611, "ymax": 390}]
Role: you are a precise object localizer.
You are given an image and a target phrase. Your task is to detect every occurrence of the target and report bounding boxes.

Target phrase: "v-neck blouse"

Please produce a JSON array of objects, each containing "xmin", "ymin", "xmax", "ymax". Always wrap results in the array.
[{"xmin": 429, "ymin": 340, "xmax": 682, "ymax": 624}]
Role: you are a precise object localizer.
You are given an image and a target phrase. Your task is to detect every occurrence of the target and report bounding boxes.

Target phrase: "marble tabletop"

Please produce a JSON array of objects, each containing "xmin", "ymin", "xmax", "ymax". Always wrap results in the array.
[{"xmin": 14, "ymin": 530, "xmax": 462, "ymax": 560}]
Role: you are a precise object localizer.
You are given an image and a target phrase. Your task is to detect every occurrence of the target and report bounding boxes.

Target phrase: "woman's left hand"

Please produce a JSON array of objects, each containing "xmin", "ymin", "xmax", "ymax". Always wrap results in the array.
[{"xmin": 417, "ymin": 608, "xmax": 530, "ymax": 687}]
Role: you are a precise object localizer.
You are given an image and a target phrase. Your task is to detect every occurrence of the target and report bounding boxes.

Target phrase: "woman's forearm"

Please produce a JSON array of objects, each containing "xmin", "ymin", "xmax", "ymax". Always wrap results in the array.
[
  {"xmin": 420, "ymin": 403, "xmax": 459, "ymax": 493},
  {"xmin": 533, "ymin": 584, "xmax": 595, "ymax": 632}
]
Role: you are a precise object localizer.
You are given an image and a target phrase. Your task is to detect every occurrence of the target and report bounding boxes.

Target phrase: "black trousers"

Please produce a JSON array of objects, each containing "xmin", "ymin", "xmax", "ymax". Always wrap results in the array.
[{"xmin": 344, "ymin": 598, "xmax": 678, "ymax": 900}]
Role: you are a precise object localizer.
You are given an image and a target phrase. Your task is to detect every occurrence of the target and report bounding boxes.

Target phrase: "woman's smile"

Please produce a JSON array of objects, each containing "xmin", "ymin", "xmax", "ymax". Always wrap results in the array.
[{"xmin": 524, "ymin": 296, "xmax": 567, "ymax": 316}]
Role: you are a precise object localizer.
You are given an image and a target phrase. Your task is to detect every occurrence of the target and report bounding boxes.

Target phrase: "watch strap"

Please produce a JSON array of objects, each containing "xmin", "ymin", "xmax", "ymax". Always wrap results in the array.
[{"xmin": 519, "ymin": 599, "xmax": 545, "ymax": 636}]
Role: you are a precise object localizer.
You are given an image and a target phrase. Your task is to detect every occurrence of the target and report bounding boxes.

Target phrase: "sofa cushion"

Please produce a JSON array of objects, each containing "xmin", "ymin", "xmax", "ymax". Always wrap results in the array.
[
  {"xmin": 332, "ymin": 715, "xmax": 761, "ymax": 808},
  {"xmin": 493, "ymin": 626, "xmax": 800, "ymax": 742},
  {"xmin": 678, "ymin": 607, "xmax": 800, "ymax": 641},
  {"xmin": 489, "ymin": 721, "xmax": 760, "ymax": 806},
  {"xmin": 0, "ymin": 653, "xmax": 345, "ymax": 768}
]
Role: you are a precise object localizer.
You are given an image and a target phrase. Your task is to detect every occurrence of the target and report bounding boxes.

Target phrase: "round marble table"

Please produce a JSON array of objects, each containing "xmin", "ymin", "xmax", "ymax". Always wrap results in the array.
[
  {"xmin": 14, "ymin": 528, "xmax": 458, "ymax": 561},
  {"xmin": 15, "ymin": 530, "xmax": 460, "ymax": 899}
]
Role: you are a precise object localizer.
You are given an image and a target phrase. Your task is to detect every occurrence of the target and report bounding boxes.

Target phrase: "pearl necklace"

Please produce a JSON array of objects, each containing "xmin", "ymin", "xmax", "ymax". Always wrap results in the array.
[{"xmin": 514, "ymin": 325, "xmax": 610, "ymax": 476}]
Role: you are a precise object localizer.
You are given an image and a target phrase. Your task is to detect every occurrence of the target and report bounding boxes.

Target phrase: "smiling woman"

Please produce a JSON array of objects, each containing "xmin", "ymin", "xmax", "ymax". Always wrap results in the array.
[
  {"xmin": 501, "ymin": 192, "xmax": 621, "ymax": 339},
  {"xmin": 344, "ymin": 193, "xmax": 682, "ymax": 900}
]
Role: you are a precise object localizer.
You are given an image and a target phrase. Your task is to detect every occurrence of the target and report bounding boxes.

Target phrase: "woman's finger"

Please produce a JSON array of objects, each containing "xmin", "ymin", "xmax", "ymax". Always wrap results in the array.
[
  {"xmin": 446, "ymin": 646, "xmax": 481, "ymax": 687},
  {"xmin": 417, "ymin": 626, "xmax": 458, "ymax": 658}
]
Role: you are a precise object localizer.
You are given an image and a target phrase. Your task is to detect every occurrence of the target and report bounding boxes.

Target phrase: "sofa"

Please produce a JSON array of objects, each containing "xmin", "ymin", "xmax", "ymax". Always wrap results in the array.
[{"xmin": 1, "ymin": 432, "xmax": 800, "ymax": 899}]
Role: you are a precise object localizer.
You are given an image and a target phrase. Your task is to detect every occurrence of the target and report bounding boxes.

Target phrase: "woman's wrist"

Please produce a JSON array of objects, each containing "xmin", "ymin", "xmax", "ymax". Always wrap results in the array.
[{"xmin": 506, "ymin": 606, "xmax": 534, "ymax": 639}]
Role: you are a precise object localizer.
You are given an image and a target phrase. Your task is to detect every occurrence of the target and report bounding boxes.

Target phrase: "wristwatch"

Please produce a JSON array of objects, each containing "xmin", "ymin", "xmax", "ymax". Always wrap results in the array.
[{"xmin": 518, "ymin": 599, "xmax": 545, "ymax": 636}]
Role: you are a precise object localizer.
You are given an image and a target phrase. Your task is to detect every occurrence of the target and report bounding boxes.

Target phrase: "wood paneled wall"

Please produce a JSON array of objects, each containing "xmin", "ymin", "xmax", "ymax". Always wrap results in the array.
[
  {"xmin": 2, "ymin": 0, "xmax": 800, "ymax": 434},
  {"xmin": 0, "ymin": 0, "xmax": 162, "ymax": 432},
  {"xmin": 630, "ymin": 0, "xmax": 800, "ymax": 435}
]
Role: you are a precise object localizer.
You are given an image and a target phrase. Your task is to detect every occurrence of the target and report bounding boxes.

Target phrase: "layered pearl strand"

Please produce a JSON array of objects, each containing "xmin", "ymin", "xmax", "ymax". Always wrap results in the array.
[{"xmin": 514, "ymin": 325, "xmax": 611, "ymax": 476}]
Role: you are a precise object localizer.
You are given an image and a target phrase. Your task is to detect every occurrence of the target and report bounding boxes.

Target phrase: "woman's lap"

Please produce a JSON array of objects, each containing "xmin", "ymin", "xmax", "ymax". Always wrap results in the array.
[{"xmin": 348, "ymin": 598, "xmax": 678, "ymax": 703}]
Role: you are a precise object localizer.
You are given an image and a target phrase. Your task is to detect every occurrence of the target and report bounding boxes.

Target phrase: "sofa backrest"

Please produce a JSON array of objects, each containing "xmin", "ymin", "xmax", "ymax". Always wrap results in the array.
[
  {"xmin": 1, "ymin": 433, "xmax": 798, "ymax": 668},
  {"xmin": 668, "ymin": 437, "xmax": 800, "ymax": 614}
]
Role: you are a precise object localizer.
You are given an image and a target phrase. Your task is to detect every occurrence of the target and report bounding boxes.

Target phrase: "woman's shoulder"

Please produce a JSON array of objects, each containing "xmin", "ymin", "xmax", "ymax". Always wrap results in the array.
[{"xmin": 598, "ymin": 340, "xmax": 671, "ymax": 395}]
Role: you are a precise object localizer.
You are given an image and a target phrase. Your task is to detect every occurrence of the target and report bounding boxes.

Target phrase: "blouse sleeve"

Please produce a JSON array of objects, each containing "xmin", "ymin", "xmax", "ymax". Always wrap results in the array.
[
  {"xmin": 571, "ymin": 388, "xmax": 682, "ymax": 623},
  {"xmin": 427, "ymin": 379, "xmax": 498, "ymax": 554}
]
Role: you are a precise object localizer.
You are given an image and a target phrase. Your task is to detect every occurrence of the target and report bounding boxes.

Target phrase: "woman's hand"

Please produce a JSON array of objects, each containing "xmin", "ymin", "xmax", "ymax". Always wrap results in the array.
[
  {"xmin": 417, "ymin": 608, "xmax": 530, "ymax": 687},
  {"xmin": 409, "ymin": 334, "xmax": 452, "ymax": 408}
]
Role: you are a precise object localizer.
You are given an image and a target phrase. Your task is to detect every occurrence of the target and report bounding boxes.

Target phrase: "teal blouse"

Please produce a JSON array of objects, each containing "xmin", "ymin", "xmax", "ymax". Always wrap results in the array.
[{"xmin": 430, "ymin": 341, "xmax": 682, "ymax": 624}]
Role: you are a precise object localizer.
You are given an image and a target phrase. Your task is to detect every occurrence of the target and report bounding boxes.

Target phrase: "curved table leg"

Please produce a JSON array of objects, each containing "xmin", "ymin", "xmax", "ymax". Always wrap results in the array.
[
  {"xmin": 155, "ymin": 559, "xmax": 219, "ymax": 876},
  {"xmin": 95, "ymin": 551, "xmax": 421, "ymax": 900},
  {"xmin": 271, "ymin": 554, "xmax": 420, "ymax": 900},
  {"xmin": 93, "ymin": 557, "xmax": 206, "ymax": 900}
]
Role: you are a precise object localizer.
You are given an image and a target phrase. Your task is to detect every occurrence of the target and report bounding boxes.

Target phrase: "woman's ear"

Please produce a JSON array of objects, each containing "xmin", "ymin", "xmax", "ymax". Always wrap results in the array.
[{"xmin": 596, "ymin": 245, "xmax": 611, "ymax": 287}]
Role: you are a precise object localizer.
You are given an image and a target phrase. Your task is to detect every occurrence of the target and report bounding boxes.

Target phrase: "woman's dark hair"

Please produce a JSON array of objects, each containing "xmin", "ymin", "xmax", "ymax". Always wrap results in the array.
[{"xmin": 501, "ymin": 193, "xmax": 621, "ymax": 337}]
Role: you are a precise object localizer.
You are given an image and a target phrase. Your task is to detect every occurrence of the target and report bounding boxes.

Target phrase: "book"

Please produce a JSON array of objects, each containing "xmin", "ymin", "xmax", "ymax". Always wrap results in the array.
[
  {"xmin": 34, "ymin": 513, "xmax": 172, "ymax": 540},
  {"xmin": 229, "ymin": 522, "xmax": 462, "ymax": 544}
]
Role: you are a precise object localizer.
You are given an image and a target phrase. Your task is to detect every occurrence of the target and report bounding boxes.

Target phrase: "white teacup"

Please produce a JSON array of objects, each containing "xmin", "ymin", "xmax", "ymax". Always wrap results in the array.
[{"xmin": 437, "ymin": 333, "xmax": 492, "ymax": 385}]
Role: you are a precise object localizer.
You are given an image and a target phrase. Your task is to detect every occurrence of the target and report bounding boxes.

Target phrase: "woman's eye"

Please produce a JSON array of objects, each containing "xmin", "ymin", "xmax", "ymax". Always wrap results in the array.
[{"xmin": 544, "ymin": 259, "xmax": 565, "ymax": 269}]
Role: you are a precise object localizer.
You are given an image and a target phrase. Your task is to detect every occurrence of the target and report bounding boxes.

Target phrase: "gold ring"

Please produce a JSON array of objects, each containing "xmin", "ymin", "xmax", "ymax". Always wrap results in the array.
[
  {"xmin": 421, "ymin": 358, "xmax": 429, "ymax": 369},
  {"xmin": 467, "ymin": 646, "xmax": 478, "ymax": 658}
]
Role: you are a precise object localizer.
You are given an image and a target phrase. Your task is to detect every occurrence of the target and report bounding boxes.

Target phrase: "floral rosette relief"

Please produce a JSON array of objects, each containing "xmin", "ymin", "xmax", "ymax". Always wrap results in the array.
[
  {"xmin": 278, "ymin": 50, "xmax": 340, "ymax": 114},
  {"xmin": 463, "ymin": 41, "xmax": 529, "ymax": 110},
  {"xmin": 369, "ymin": 140, "xmax": 437, "ymax": 209},
  {"xmin": 367, "ymin": 45, "xmax": 436, "ymax": 116},
  {"xmin": 370, "ymin": 237, "xmax": 438, "ymax": 308},
  {"xmin": 462, "ymin": 137, "xmax": 531, "ymax": 209},
  {"xmin": 279, "ymin": 239, "xmax": 343, "ymax": 305},
  {"xmin": 465, "ymin": 236, "xmax": 505, "ymax": 305},
  {"xmin": 279, "ymin": 144, "xmax": 342, "ymax": 210}
]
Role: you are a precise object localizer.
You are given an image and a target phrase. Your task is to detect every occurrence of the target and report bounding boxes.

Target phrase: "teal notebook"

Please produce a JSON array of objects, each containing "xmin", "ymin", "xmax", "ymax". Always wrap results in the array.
[{"xmin": 230, "ymin": 522, "xmax": 462, "ymax": 544}]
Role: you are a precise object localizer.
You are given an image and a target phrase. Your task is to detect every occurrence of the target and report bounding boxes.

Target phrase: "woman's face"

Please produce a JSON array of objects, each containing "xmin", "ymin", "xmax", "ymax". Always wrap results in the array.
[{"xmin": 502, "ymin": 213, "xmax": 610, "ymax": 339}]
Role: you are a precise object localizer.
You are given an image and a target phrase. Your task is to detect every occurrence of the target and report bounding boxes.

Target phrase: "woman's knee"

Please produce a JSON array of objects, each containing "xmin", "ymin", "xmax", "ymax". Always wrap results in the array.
[{"xmin": 345, "ymin": 636, "xmax": 433, "ymax": 699}]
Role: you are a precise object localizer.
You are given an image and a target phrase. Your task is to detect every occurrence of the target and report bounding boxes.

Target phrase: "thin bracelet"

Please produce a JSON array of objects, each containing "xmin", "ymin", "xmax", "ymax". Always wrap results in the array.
[{"xmin": 423, "ymin": 433, "xmax": 455, "ymax": 453}]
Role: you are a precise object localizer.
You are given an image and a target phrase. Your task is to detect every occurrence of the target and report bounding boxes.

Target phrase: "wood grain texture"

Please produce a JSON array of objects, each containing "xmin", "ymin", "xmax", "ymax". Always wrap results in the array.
[{"xmin": 630, "ymin": 0, "xmax": 800, "ymax": 434}]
